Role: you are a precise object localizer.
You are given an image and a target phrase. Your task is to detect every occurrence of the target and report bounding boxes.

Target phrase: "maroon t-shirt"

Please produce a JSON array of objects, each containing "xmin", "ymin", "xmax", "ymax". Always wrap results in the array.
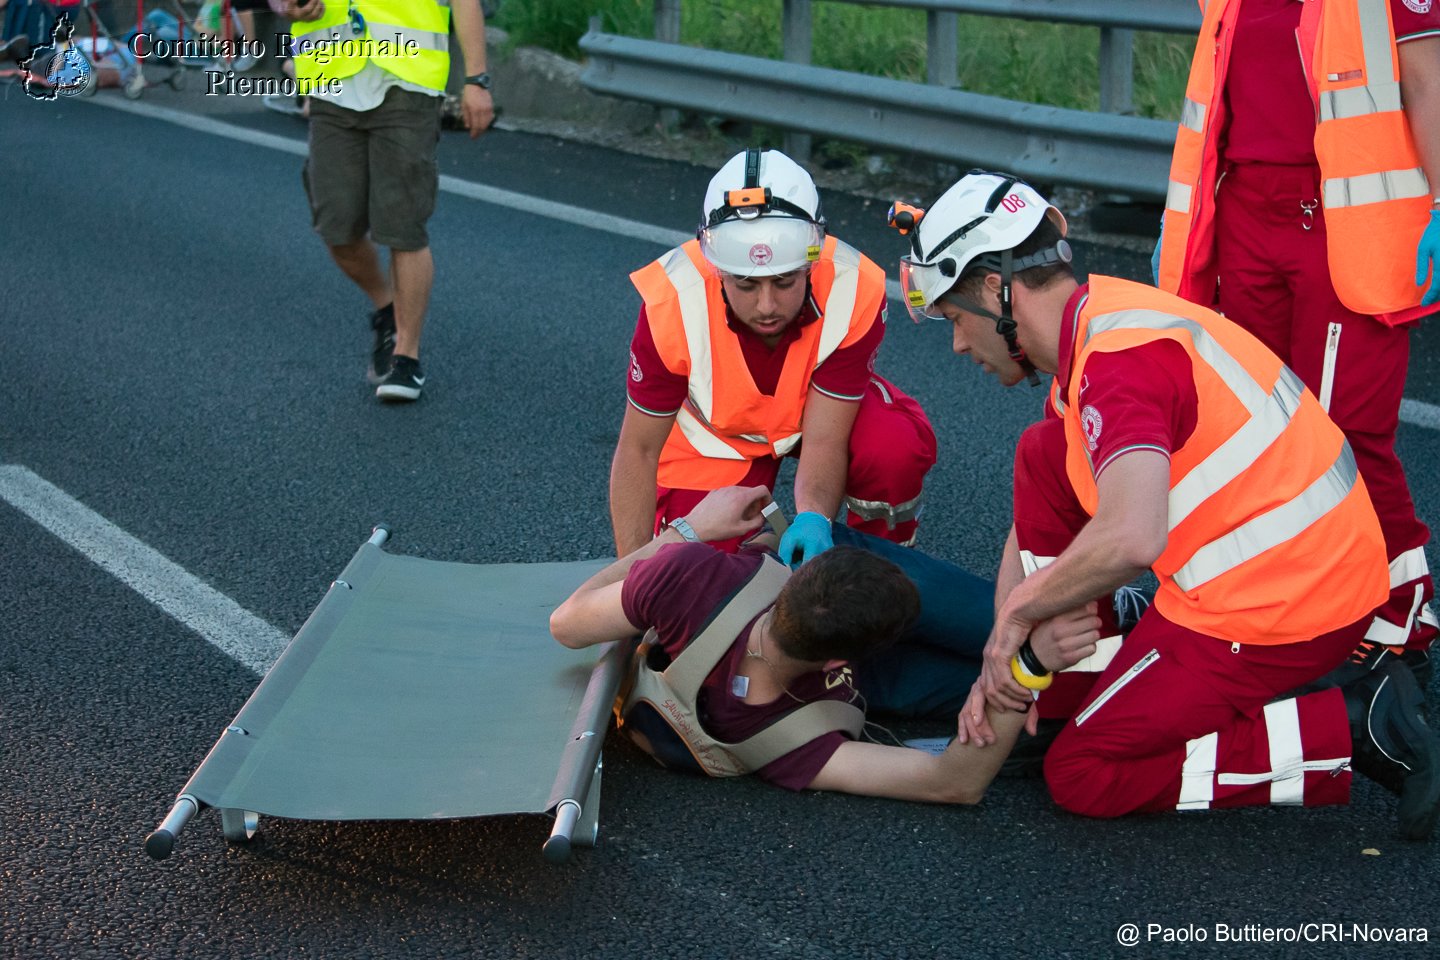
[
  {"xmin": 1056, "ymin": 285, "xmax": 1200, "ymax": 474},
  {"xmin": 1223, "ymin": 0, "xmax": 1440, "ymax": 165},
  {"xmin": 626, "ymin": 294, "xmax": 885, "ymax": 417},
  {"xmin": 619, "ymin": 542, "xmax": 853, "ymax": 790}
]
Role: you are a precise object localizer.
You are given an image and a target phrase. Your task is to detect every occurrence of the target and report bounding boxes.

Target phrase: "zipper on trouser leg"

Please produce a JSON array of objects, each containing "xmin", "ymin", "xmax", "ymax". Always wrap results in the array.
[
  {"xmin": 1074, "ymin": 649, "xmax": 1160, "ymax": 727},
  {"xmin": 1318, "ymin": 321, "xmax": 1341, "ymax": 413}
]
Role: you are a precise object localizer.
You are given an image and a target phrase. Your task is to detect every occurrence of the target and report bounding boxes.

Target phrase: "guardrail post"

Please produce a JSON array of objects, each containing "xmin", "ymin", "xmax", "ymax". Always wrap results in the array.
[
  {"xmin": 926, "ymin": 11, "xmax": 958, "ymax": 88},
  {"xmin": 781, "ymin": 0, "xmax": 812, "ymax": 161},
  {"xmin": 1098, "ymin": 27, "xmax": 1134, "ymax": 115},
  {"xmin": 655, "ymin": 0, "xmax": 682, "ymax": 129},
  {"xmin": 654, "ymin": 0, "xmax": 680, "ymax": 43}
]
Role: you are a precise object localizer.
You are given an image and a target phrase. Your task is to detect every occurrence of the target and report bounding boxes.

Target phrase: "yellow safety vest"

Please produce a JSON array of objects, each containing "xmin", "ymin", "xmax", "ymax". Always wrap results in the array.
[{"xmin": 292, "ymin": 0, "xmax": 450, "ymax": 93}]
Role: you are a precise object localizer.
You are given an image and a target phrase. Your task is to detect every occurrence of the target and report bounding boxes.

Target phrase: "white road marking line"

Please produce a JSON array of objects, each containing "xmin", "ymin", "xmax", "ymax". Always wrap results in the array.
[
  {"xmin": 1400, "ymin": 398, "xmax": 1440, "ymax": 432},
  {"xmin": 80, "ymin": 96, "xmax": 1440, "ymax": 432},
  {"xmin": 86, "ymin": 97, "xmax": 693, "ymax": 249},
  {"xmin": 0, "ymin": 465, "xmax": 283, "ymax": 676}
]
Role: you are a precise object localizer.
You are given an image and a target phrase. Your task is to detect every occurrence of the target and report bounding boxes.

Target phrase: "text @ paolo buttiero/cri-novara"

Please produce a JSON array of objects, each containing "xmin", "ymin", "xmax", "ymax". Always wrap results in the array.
[
  {"xmin": 125, "ymin": 31, "xmax": 426, "ymax": 96},
  {"xmin": 1114, "ymin": 922, "xmax": 1430, "ymax": 946}
]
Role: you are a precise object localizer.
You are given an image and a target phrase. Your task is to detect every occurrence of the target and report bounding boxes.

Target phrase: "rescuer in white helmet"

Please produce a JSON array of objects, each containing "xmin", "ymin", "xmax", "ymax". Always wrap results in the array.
[
  {"xmin": 895, "ymin": 170, "xmax": 1440, "ymax": 839},
  {"xmin": 610, "ymin": 148, "xmax": 938, "ymax": 573}
]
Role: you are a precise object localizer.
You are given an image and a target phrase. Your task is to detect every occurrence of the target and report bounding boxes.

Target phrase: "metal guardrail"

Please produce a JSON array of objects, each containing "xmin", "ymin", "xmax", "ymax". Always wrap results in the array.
[
  {"xmin": 843, "ymin": 0, "xmax": 1201, "ymax": 32},
  {"xmin": 578, "ymin": 31, "xmax": 1178, "ymax": 200}
]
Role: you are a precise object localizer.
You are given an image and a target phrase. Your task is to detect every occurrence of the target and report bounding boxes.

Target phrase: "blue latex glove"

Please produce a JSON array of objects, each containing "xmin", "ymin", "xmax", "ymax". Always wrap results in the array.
[
  {"xmin": 1417, "ymin": 209, "xmax": 1440, "ymax": 307},
  {"xmin": 777, "ymin": 511, "xmax": 833, "ymax": 568},
  {"xmin": 1150, "ymin": 232, "xmax": 1162, "ymax": 287}
]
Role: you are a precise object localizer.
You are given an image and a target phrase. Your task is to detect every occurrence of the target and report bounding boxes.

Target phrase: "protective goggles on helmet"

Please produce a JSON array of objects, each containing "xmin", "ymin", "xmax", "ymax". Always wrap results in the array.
[
  {"xmin": 899, "ymin": 240, "xmax": 1074, "ymax": 323},
  {"xmin": 893, "ymin": 170, "xmax": 1069, "ymax": 323}
]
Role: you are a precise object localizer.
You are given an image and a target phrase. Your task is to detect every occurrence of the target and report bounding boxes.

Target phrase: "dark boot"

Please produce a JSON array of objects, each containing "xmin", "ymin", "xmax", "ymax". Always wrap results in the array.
[{"xmin": 1344, "ymin": 660, "xmax": 1440, "ymax": 841}]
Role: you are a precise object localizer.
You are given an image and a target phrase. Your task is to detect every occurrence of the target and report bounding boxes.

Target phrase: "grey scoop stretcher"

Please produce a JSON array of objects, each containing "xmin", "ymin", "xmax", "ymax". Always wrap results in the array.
[{"xmin": 145, "ymin": 526, "xmax": 628, "ymax": 864}]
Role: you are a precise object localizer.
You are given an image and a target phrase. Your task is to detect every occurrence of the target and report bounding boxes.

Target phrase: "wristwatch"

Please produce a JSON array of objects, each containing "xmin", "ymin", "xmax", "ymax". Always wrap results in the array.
[
  {"xmin": 667, "ymin": 517, "xmax": 701, "ymax": 543},
  {"xmin": 464, "ymin": 73, "xmax": 492, "ymax": 89}
]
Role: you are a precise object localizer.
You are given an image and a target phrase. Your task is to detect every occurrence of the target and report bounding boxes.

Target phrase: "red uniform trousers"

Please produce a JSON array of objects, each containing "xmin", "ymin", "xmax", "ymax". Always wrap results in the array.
[
  {"xmin": 1015, "ymin": 419, "xmax": 1357, "ymax": 817},
  {"xmin": 1215, "ymin": 162, "xmax": 1435, "ymax": 653},
  {"xmin": 655, "ymin": 376, "xmax": 936, "ymax": 551}
]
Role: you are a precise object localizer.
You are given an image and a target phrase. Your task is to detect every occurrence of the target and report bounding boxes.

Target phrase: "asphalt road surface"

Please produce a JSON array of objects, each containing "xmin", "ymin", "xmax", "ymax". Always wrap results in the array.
[{"xmin": 4, "ymin": 82, "xmax": 1440, "ymax": 960}]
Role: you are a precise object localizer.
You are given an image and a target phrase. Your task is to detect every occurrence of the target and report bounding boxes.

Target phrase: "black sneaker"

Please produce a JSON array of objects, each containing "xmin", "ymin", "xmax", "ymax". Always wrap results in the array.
[
  {"xmin": 1344, "ymin": 660, "xmax": 1440, "ymax": 841},
  {"xmin": 1401, "ymin": 642, "xmax": 1434, "ymax": 692},
  {"xmin": 1294, "ymin": 638, "xmax": 1401, "ymax": 696},
  {"xmin": 1112, "ymin": 583, "xmax": 1152, "ymax": 635},
  {"xmin": 375, "ymin": 355, "xmax": 424, "ymax": 402},
  {"xmin": 367, "ymin": 303, "xmax": 396, "ymax": 385}
]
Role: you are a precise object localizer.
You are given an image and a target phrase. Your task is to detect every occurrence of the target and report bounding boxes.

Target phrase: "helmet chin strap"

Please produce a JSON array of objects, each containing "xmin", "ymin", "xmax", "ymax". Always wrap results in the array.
[{"xmin": 941, "ymin": 249, "xmax": 1041, "ymax": 387}]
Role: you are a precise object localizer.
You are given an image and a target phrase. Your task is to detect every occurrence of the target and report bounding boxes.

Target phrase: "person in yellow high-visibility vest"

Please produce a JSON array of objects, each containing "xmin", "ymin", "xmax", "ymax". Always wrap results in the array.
[{"xmin": 269, "ymin": 0, "xmax": 493, "ymax": 401}]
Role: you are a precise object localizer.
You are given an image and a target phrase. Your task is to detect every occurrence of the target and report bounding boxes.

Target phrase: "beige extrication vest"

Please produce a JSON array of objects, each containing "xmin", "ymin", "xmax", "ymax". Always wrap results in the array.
[{"xmin": 615, "ymin": 555, "xmax": 865, "ymax": 778}]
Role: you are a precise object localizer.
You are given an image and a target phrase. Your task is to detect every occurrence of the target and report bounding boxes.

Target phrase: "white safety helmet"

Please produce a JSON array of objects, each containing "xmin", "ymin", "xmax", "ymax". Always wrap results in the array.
[
  {"xmin": 895, "ymin": 171, "xmax": 1069, "ymax": 324},
  {"xmin": 698, "ymin": 148, "xmax": 826, "ymax": 278}
]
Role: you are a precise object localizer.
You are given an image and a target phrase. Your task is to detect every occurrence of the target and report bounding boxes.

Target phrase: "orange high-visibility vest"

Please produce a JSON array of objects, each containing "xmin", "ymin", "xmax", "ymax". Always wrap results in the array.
[
  {"xmin": 1053, "ymin": 277, "xmax": 1388, "ymax": 645},
  {"xmin": 1157, "ymin": 0, "xmax": 1432, "ymax": 322},
  {"xmin": 629, "ymin": 237, "xmax": 886, "ymax": 490}
]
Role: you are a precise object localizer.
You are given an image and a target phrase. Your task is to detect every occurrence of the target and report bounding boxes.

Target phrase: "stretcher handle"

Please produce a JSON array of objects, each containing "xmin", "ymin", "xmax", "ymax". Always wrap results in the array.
[
  {"xmin": 543, "ymin": 799, "xmax": 582, "ymax": 864},
  {"xmin": 369, "ymin": 523, "xmax": 391, "ymax": 547},
  {"xmin": 145, "ymin": 794, "xmax": 199, "ymax": 860}
]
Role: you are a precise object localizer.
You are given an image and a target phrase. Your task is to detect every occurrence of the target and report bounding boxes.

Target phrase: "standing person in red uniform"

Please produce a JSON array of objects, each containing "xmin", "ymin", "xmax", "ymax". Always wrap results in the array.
[
  {"xmin": 1155, "ymin": 0, "xmax": 1440, "ymax": 683},
  {"xmin": 611, "ymin": 148, "xmax": 937, "ymax": 564},
  {"xmin": 903, "ymin": 171, "xmax": 1440, "ymax": 838}
]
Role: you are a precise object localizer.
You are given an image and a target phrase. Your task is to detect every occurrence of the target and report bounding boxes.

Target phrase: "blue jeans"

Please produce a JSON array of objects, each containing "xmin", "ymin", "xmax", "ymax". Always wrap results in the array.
[{"xmin": 831, "ymin": 524, "xmax": 995, "ymax": 719}]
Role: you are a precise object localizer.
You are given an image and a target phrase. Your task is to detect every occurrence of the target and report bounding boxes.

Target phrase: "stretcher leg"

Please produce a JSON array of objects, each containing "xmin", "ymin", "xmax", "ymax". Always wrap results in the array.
[
  {"xmin": 542, "ymin": 756, "xmax": 603, "ymax": 863},
  {"xmin": 573, "ymin": 757, "xmax": 602, "ymax": 848},
  {"xmin": 220, "ymin": 808, "xmax": 259, "ymax": 843}
]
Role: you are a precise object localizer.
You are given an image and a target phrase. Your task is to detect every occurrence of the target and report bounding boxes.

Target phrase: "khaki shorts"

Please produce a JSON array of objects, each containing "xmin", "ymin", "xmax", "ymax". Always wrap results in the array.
[{"xmin": 303, "ymin": 88, "xmax": 441, "ymax": 251}]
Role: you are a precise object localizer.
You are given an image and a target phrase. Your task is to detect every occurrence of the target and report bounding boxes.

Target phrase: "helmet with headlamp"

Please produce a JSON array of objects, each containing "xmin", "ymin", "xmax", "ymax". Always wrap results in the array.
[
  {"xmin": 698, "ymin": 148, "xmax": 826, "ymax": 278},
  {"xmin": 890, "ymin": 171, "xmax": 1071, "ymax": 385}
]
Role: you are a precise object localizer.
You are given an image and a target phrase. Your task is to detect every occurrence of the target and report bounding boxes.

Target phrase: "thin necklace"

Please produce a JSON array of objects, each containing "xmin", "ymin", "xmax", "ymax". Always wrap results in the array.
[{"xmin": 745, "ymin": 613, "xmax": 809, "ymax": 706}]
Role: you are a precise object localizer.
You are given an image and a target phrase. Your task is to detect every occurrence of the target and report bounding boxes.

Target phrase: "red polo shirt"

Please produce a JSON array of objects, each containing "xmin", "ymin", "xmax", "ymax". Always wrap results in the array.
[
  {"xmin": 1056, "ymin": 284, "xmax": 1200, "ymax": 478},
  {"xmin": 1223, "ymin": 0, "xmax": 1440, "ymax": 166}
]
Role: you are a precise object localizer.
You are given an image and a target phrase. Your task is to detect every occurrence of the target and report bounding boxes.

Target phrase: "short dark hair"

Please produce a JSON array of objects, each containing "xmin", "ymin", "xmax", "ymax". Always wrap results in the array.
[
  {"xmin": 951, "ymin": 215, "xmax": 1073, "ymax": 302},
  {"xmin": 770, "ymin": 547, "xmax": 921, "ymax": 663}
]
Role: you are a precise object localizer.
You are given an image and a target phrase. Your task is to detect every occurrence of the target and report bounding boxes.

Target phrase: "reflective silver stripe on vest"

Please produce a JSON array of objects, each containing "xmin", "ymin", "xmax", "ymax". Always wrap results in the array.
[
  {"xmin": 772, "ymin": 431, "xmax": 803, "ymax": 457},
  {"xmin": 661, "ymin": 247, "xmax": 720, "ymax": 423},
  {"xmin": 816, "ymin": 241, "xmax": 863, "ymax": 363},
  {"xmin": 1172, "ymin": 443, "xmax": 1359, "ymax": 592},
  {"xmin": 360, "ymin": 22, "xmax": 449, "ymax": 52},
  {"xmin": 1169, "ymin": 367, "xmax": 1305, "ymax": 528},
  {"xmin": 843, "ymin": 492, "xmax": 921, "ymax": 530},
  {"xmin": 292, "ymin": 23, "xmax": 447, "ymax": 52},
  {"xmin": 1166, "ymin": 179, "xmax": 1193, "ymax": 215},
  {"xmin": 1357, "ymin": 0, "xmax": 1396, "ymax": 93},
  {"xmin": 1085, "ymin": 310, "xmax": 1286, "ymax": 528},
  {"xmin": 676, "ymin": 405, "xmax": 747, "ymax": 461},
  {"xmin": 1320, "ymin": 81, "xmax": 1402, "ymax": 121},
  {"xmin": 1180, "ymin": 97, "xmax": 1207, "ymax": 133},
  {"xmin": 292, "ymin": 25, "xmax": 338, "ymax": 47},
  {"xmin": 1323, "ymin": 167, "xmax": 1430, "ymax": 209}
]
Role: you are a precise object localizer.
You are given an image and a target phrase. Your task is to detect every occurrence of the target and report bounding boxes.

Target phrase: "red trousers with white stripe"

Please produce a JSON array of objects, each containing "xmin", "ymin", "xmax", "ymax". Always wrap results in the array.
[
  {"xmin": 1215, "ymin": 162, "xmax": 1434, "ymax": 652},
  {"xmin": 1015, "ymin": 419, "xmax": 1359, "ymax": 816},
  {"xmin": 655, "ymin": 376, "xmax": 936, "ymax": 550}
]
